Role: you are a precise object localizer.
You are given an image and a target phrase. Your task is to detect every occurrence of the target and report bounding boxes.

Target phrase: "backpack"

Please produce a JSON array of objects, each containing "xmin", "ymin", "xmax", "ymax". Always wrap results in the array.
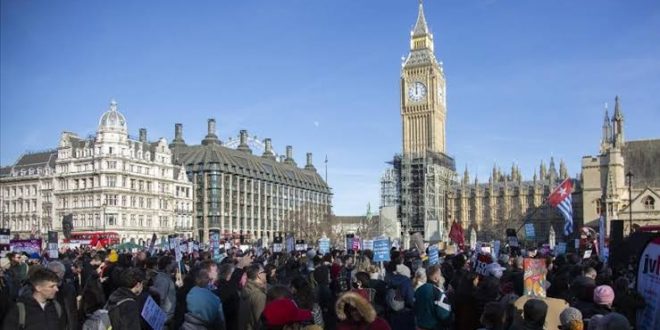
[
  {"xmin": 81, "ymin": 298, "xmax": 133, "ymax": 330},
  {"xmin": 386, "ymin": 284, "xmax": 405, "ymax": 312},
  {"xmin": 17, "ymin": 300, "xmax": 62, "ymax": 330}
]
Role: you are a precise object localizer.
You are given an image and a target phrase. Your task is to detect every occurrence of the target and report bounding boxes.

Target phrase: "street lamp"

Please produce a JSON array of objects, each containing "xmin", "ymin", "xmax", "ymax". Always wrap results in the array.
[{"xmin": 625, "ymin": 171, "xmax": 633, "ymax": 234}]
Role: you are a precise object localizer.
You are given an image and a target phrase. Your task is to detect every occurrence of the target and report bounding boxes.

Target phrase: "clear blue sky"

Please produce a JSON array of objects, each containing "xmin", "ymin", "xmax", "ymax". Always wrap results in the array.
[{"xmin": 2, "ymin": 1, "xmax": 659, "ymax": 216}]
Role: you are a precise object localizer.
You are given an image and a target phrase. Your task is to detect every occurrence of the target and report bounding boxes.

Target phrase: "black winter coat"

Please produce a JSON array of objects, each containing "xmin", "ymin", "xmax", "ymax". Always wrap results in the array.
[{"xmin": 2, "ymin": 296, "xmax": 66, "ymax": 330}]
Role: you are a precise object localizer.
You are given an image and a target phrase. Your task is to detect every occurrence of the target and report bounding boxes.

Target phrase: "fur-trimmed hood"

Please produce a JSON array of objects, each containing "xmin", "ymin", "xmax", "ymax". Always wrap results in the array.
[{"xmin": 335, "ymin": 291, "xmax": 377, "ymax": 323}]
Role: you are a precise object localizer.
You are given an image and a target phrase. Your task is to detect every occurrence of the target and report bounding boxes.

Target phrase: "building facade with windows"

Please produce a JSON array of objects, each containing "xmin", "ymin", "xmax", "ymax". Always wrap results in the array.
[
  {"xmin": 169, "ymin": 120, "xmax": 332, "ymax": 244},
  {"xmin": 1, "ymin": 100, "xmax": 194, "ymax": 244},
  {"xmin": 0, "ymin": 151, "xmax": 57, "ymax": 237}
]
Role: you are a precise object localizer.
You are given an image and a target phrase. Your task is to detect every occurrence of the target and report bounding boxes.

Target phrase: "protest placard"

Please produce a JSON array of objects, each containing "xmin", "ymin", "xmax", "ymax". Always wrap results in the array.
[
  {"xmin": 141, "ymin": 295, "xmax": 166, "ymax": 330},
  {"xmin": 428, "ymin": 245, "xmax": 439, "ymax": 265},
  {"xmin": 523, "ymin": 258, "xmax": 547, "ymax": 298},
  {"xmin": 373, "ymin": 238, "xmax": 391, "ymax": 262},
  {"xmin": 318, "ymin": 238, "xmax": 330, "ymax": 254},
  {"xmin": 362, "ymin": 240, "xmax": 374, "ymax": 251}
]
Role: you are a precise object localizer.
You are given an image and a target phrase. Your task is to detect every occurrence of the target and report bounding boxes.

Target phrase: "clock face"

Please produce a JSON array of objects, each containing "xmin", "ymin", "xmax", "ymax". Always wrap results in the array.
[{"xmin": 408, "ymin": 81, "xmax": 427, "ymax": 102}]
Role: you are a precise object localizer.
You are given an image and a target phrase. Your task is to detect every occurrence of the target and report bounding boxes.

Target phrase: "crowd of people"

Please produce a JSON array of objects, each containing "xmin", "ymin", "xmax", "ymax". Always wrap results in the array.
[{"xmin": 0, "ymin": 241, "xmax": 647, "ymax": 330}]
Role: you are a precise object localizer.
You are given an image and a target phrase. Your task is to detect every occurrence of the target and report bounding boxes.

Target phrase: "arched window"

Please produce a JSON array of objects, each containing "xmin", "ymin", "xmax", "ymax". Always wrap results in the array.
[{"xmin": 643, "ymin": 196, "xmax": 655, "ymax": 210}]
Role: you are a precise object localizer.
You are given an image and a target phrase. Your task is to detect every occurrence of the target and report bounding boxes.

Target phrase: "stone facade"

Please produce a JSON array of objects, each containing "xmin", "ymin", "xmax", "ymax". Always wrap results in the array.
[
  {"xmin": 1, "ymin": 101, "xmax": 195, "ymax": 243},
  {"xmin": 169, "ymin": 120, "xmax": 332, "ymax": 244},
  {"xmin": 581, "ymin": 97, "xmax": 660, "ymax": 234}
]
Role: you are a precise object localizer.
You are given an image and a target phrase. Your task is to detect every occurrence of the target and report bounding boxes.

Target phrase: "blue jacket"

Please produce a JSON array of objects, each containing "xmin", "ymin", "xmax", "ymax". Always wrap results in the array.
[
  {"xmin": 186, "ymin": 286, "xmax": 225, "ymax": 330},
  {"xmin": 414, "ymin": 283, "xmax": 451, "ymax": 330},
  {"xmin": 386, "ymin": 273, "xmax": 415, "ymax": 308}
]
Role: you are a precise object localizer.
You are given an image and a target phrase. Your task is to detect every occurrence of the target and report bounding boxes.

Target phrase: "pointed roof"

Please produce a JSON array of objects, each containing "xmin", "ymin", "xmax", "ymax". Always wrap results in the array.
[
  {"xmin": 412, "ymin": 0, "xmax": 430, "ymax": 37},
  {"xmin": 613, "ymin": 96, "xmax": 623, "ymax": 120},
  {"xmin": 603, "ymin": 103, "xmax": 611, "ymax": 126}
]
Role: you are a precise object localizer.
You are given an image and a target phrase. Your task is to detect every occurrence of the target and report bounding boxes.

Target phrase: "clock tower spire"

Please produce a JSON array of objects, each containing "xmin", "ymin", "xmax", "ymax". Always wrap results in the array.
[{"xmin": 401, "ymin": 0, "xmax": 446, "ymax": 156}]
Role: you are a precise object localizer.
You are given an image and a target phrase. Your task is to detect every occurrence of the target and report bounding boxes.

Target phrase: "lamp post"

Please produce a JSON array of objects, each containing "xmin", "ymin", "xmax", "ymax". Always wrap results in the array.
[
  {"xmin": 102, "ymin": 202, "xmax": 107, "ymax": 233},
  {"xmin": 625, "ymin": 171, "xmax": 633, "ymax": 234}
]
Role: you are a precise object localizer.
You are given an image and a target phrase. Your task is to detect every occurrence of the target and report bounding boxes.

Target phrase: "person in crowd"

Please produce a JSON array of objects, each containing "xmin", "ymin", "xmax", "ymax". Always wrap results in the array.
[
  {"xmin": 313, "ymin": 254, "xmax": 333, "ymax": 327},
  {"xmin": 182, "ymin": 267, "xmax": 225, "ymax": 330},
  {"xmin": 582, "ymin": 285, "xmax": 615, "ymax": 320},
  {"xmin": 239, "ymin": 263, "xmax": 268, "ymax": 330},
  {"xmin": 559, "ymin": 307, "xmax": 583, "ymax": 330},
  {"xmin": 367, "ymin": 264, "xmax": 388, "ymax": 316},
  {"xmin": 0, "ymin": 256, "xmax": 15, "ymax": 322},
  {"xmin": 351, "ymin": 271, "xmax": 374, "ymax": 303},
  {"xmin": 7, "ymin": 252, "xmax": 28, "ymax": 298},
  {"xmin": 217, "ymin": 263, "xmax": 240, "ymax": 330},
  {"xmin": 384, "ymin": 256, "xmax": 415, "ymax": 330},
  {"xmin": 291, "ymin": 276, "xmax": 324, "ymax": 327},
  {"xmin": 477, "ymin": 301, "xmax": 506, "ymax": 330},
  {"xmin": 412, "ymin": 267, "xmax": 427, "ymax": 291},
  {"xmin": 612, "ymin": 276, "xmax": 645, "ymax": 327},
  {"xmin": 510, "ymin": 299, "xmax": 548, "ymax": 330},
  {"xmin": 106, "ymin": 267, "xmax": 144, "ymax": 330},
  {"xmin": 414, "ymin": 265, "xmax": 452, "ymax": 330},
  {"xmin": 589, "ymin": 312, "xmax": 630, "ymax": 330},
  {"xmin": 453, "ymin": 271, "xmax": 480, "ymax": 330},
  {"xmin": 335, "ymin": 292, "xmax": 391, "ymax": 330},
  {"xmin": 262, "ymin": 297, "xmax": 319, "ymax": 330},
  {"xmin": 2, "ymin": 268, "xmax": 66, "ymax": 330},
  {"xmin": 47, "ymin": 261, "xmax": 79, "ymax": 330},
  {"xmin": 146, "ymin": 255, "xmax": 177, "ymax": 321}
]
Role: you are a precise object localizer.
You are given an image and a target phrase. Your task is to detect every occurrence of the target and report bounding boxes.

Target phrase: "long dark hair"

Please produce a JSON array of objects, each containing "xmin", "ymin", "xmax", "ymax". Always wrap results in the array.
[{"xmin": 290, "ymin": 276, "xmax": 315, "ymax": 309}]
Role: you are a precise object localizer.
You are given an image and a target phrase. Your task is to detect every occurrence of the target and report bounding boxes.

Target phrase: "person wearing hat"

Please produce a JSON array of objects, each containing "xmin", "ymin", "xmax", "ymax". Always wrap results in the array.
[
  {"xmin": 559, "ymin": 307, "xmax": 583, "ymax": 330},
  {"xmin": 261, "ymin": 298, "xmax": 319, "ymax": 330},
  {"xmin": 335, "ymin": 291, "xmax": 391, "ymax": 330},
  {"xmin": 582, "ymin": 285, "xmax": 614, "ymax": 320}
]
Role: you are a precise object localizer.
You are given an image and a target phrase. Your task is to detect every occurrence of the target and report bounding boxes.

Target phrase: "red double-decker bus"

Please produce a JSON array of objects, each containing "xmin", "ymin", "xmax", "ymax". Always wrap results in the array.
[{"xmin": 64, "ymin": 232, "xmax": 120, "ymax": 248}]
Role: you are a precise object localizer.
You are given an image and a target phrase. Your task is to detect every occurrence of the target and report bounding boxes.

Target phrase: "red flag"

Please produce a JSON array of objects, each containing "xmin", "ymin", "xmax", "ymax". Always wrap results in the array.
[
  {"xmin": 547, "ymin": 178, "xmax": 574, "ymax": 207},
  {"xmin": 449, "ymin": 221, "xmax": 465, "ymax": 247}
]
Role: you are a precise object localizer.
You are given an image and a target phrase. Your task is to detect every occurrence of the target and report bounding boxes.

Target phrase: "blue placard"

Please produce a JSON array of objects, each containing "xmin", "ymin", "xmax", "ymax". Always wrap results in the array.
[
  {"xmin": 373, "ymin": 238, "xmax": 391, "ymax": 262},
  {"xmin": 428, "ymin": 245, "xmax": 439, "ymax": 265},
  {"xmin": 319, "ymin": 238, "xmax": 330, "ymax": 254},
  {"xmin": 525, "ymin": 223, "xmax": 535, "ymax": 239},
  {"xmin": 141, "ymin": 295, "xmax": 166, "ymax": 330},
  {"xmin": 286, "ymin": 235, "xmax": 295, "ymax": 252}
]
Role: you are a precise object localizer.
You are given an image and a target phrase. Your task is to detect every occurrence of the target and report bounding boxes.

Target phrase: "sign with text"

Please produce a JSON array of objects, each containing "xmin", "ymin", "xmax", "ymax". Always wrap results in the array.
[
  {"xmin": 0, "ymin": 229, "xmax": 10, "ymax": 257},
  {"xmin": 373, "ymin": 238, "xmax": 391, "ymax": 262},
  {"xmin": 524, "ymin": 223, "xmax": 535, "ymax": 240},
  {"xmin": 47, "ymin": 231, "xmax": 58, "ymax": 260},
  {"xmin": 362, "ymin": 239, "xmax": 374, "ymax": 251},
  {"xmin": 554, "ymin": 242, "xmax": 567, "ymax": 255},
  {"xmin": 286, "ymin": 235, "xmax": 295, "ymax": 252},
  {"xmin": 141, "ymin": 295, "xmax": 166, "ymax": 330},
  {"xmin": 473, "ymin": 253, "xmax": 494, "ymax": 276},
  {"xmin": 636, "ymin": 237, "xmax": 660, "ymax": 330},
  {"xmin": 209, "ymin": 231, "xmax": 220, "ymax": 263},
  {"xmin": 295, "ymin": 240, "xmax": 306, "ymax": 252},
  {"xmin": 318, "ymin": 238, "xmax": 330, "ymax": 254},
  {"xmin": 428, "ymin": 245, "xmax": 439, "ymax": 265},
  {"xmin": 523, "ymin": 258, "xmax": 547, "ymax": 298}
]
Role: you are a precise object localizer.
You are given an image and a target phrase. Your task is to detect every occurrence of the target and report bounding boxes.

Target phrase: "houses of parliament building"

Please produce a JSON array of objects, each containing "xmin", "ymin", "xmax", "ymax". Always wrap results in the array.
[{"xmin": 383, "ymin": 2, "xmax": 660, "ymax": 242}]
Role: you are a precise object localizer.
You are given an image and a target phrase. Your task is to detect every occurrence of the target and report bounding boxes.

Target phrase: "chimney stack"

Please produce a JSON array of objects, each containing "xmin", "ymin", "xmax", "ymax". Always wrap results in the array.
[
  {"xmin": 202, "ymin": 118, "xmax": 220, "ymax": 146},
  {"xmin": 284, "ymin": 146, "xmax": 297, "ymax": 166},
  {"xmin": 169, "ymin": 123, "xmax": 187, "ymax": 149},
  {"xmin": 304, "ymin": 152, "xmax": 316, "ymax": 171},
  {"xmin": 262, "ymin": 138, "xmax": 276, "ymax": 160},
  {"xmin": 139, "ymin": 128, "xmax": 147, "ymax": 142},
  {"xmin": 237, "ymin": 130, "xmax": 252, "ymax": 154}
]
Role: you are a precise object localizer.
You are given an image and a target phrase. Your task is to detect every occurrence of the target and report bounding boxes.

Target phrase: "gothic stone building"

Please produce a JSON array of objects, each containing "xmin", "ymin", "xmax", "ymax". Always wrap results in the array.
[
  {"xmin": 581, "ymin": 97, "xmax": 660, "ymax": 235},
  {"xmin": 168, "ymin": 119, "xmax": 332, "ymax": 244}
]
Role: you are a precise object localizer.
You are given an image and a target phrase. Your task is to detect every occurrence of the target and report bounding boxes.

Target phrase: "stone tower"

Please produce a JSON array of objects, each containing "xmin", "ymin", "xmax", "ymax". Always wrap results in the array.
[{"xmin": 401, "ymin": 0, "xmax": 447, "ymax": 156}]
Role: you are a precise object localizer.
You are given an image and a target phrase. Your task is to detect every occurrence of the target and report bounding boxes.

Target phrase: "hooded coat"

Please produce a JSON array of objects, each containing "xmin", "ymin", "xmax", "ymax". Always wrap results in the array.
[{"xmin": 335, "ymin": 292, "xmax": 391, "ymax": 330}]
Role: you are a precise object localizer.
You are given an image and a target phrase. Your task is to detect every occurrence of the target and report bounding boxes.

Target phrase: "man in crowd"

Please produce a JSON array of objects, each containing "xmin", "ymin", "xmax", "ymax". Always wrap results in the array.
[
  {"xmin": 239, "ymin": 263, "xmax": 267, "ymax": 330},
  {"xmin": 2, "ymin": 268, "xmax": 66, "ymax": 329}
]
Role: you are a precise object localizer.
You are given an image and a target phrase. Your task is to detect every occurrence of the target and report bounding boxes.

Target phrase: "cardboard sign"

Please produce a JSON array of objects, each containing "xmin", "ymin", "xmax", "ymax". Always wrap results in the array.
[
  {"xmin": 141, "ymin": 295, "xmax": 167, "ymax": 330},
  {"xmin": 352, "ymin": 237, "xmax": 361, "ymax": 251},
  {"xmin": 428, "ymin": 245, "xmax": 439, "ymax": 265},
  {"xmin": 523, "ymin": 258, "xmax": 547, "ymax": 298},
  {"xmin": 318, "ymin": 238, "xmax": 330, "ymax": 254},
  {"xmin": 583, "ymin": 250, "xmax": 592, "ymax": 259},
  {"xmin": 373, "ymin": 238, "xmax": 391, "ymax": 262}
]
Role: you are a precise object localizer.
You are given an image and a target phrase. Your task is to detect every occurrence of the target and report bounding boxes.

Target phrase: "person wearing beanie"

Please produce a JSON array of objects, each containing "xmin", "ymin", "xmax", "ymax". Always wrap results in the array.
[
  {"xmin": 559, "ymin": 307, "xmax": 583, "ymax": 330},
  {"xmin": 582, "ymin": 285, "xmax": 614, "ymax": 319},
  {"xmin": 510, "ymin": 299, "xmax": 548, "ymax": 330}
]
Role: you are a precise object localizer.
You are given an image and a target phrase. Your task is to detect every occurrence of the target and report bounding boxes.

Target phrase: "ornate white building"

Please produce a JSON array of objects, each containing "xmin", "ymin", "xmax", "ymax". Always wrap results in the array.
[{"xmin": 1, "ymin": 100, "xmax": 194, "ymax": 244}]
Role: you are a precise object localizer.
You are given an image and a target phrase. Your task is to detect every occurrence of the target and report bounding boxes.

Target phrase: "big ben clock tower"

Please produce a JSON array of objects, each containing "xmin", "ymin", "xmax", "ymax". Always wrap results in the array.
[
  {"xmin": 401, "ymin": 0, "xmax": 446, "ymax": 156},
  {"xmin": 398, "ymin": 1, "xmax": 455, "ymax": 244}
]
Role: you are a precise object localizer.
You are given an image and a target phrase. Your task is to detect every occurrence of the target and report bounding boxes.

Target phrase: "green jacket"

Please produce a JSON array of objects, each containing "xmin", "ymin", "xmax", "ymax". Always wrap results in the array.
[
  {"xmin": 414, "ymin": 283, "xmax": 451, "ymax": 330},
  {"xmin": 238, "ymin": 280, "xmax": 266, "ymax": 330}
]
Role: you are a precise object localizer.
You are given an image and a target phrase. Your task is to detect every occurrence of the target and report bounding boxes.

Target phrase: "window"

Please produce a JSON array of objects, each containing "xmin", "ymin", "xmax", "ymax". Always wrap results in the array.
[
  {"xmin": 644, "ymin": 196, "xmax": 656, "ymax": 210},
  {"xmin": 107, "ymin": 161, "xmax": 116, "ymax": 169},
  {"xmin": 595, "ymin": 199, "xmax": 603, "ymax": 215},
  {"xmin": 108, "ymin": 214, "xmax": 116, "ymax": 226},
  {"xmin": 107, "ymin": 176, "xmax": 116, "ymax": 187}
]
